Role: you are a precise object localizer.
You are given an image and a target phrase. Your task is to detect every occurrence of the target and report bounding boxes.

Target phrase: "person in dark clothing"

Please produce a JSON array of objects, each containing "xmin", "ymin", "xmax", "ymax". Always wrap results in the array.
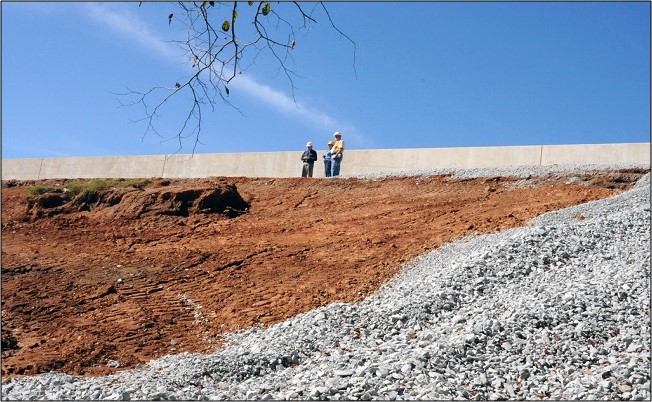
[{"xmin": 301, "ymin": 142, "xmax": 318, "ymax": 177}]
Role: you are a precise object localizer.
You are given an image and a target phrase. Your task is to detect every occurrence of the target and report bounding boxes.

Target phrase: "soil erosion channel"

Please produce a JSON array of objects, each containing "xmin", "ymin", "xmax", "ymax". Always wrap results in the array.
[{"xmin": 1, "ymin": 169, "xmax": 647, "ymax": 377}]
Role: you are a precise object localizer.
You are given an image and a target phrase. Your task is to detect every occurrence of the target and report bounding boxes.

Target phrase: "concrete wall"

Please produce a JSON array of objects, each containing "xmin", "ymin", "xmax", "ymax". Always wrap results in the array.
[{"xmin": 2, "ymin": 143, "xmax": 649, "ymax": 181}]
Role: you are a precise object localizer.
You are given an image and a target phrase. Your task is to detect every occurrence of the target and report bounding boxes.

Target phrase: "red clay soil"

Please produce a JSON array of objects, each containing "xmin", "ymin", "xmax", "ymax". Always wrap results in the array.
[{"xmin": 1, "ymin": 168, "xmax": 648, "ymax": 378}]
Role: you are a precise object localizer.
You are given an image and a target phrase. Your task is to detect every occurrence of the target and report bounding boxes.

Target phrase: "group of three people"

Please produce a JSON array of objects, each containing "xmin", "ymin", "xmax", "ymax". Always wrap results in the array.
[{"xmin": 301, "ymin": 131, "xmax": 345, "ymax": 178}]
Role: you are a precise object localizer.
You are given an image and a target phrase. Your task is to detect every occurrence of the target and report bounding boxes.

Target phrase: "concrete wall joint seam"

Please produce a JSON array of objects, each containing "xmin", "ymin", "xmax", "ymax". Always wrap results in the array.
[
  {"xmin": 37, "ymin": 158, "xmax": 44, "ymax": 180},
  {"xmin": 162, "ymin": 156, "xmax": 168, "ymax": 178}
]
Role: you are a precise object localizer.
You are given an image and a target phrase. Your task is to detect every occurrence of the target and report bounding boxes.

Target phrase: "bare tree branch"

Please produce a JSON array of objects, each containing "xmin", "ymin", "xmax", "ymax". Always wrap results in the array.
[
  {"xmin": 119, "ymin": 1, "xmax": 356, "ymax": 155},
  {"xmin": 319, "ymin": 2, "xmax": 357, "ymax": 80}
]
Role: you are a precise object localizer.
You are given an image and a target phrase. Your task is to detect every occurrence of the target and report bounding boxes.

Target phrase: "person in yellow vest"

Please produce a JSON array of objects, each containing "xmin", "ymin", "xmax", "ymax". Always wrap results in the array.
[{"xmin": 330, "ymin": 132, "xmax": 345, "ymax": 177}]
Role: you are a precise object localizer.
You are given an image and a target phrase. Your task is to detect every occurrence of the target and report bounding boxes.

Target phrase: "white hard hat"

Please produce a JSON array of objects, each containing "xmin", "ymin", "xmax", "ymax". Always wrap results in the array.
[{"xmin": 306, "ymin": 142, "xmax": 313, "ymax": 147}]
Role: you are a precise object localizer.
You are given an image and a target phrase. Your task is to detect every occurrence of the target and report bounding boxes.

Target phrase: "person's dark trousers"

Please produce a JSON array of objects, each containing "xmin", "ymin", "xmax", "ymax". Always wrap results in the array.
[
  {"xmin": 324, "ymin": 159, "xmax": 332, "ymax": 177},
  {"xmin": 302, "ymin": 162, "xmax": 314, "ymax": 177}
]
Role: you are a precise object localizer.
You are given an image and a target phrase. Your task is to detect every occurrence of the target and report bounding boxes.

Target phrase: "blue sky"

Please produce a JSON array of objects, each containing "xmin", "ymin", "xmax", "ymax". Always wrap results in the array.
[{"xmin": 2, "ymin": 1, "xmax": 650, "ymax": 159}]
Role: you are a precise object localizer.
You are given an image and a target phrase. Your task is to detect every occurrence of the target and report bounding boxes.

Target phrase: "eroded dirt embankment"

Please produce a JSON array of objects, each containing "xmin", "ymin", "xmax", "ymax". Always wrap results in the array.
[{"xmin": 1, "ymin": 169, "xmax": 648, "ymax": 377}]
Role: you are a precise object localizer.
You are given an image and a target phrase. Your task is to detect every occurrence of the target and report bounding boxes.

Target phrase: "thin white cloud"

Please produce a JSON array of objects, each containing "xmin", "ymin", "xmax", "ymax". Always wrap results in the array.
[
  {"xmin": 233, "ymin": 75, "xmax": 374, "ymax": 147},
  {"xmin": 231, "ymin": 75, "xmax": 336, "ymax": 127},
  {"xmin": 231, "ymin": 75, "xmax": 373, "ymax": 147},
  {"xmin": 82, "ymin": 3, "xmax": 178, "ymax": 61}
]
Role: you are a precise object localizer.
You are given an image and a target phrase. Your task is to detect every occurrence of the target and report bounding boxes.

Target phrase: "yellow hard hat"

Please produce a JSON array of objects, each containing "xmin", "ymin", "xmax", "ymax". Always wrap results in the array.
[{"xmin": 327, "ymin": 141, "xmax": 335, "ymax": 145}]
